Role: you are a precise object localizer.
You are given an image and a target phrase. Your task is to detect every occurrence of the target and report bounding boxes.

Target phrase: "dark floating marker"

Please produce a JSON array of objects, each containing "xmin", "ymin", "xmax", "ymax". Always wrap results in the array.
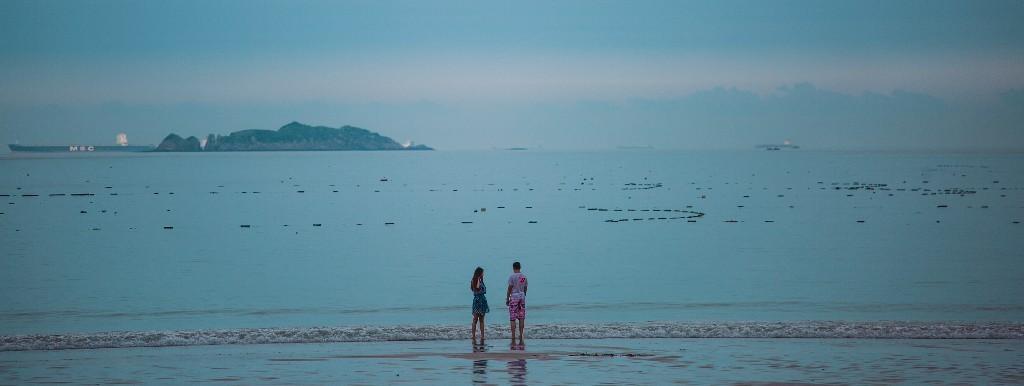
[
  {"xmin": 856, "ymin": 220, "xmax": 865, "ymax": 223},
  {"xmin": 724, "ymin": 220, "xmax": 738, "ymax": 223},
  {"xmin": 527, "ymin": 221, "xmax": 538, "ymax": 224},
  {"xmin": 71, "ymin": 193, "xmax": 93, "ymax": 196},
  {"xmin": 497, "ymin": 206, "xmax": 506, "ymax": 209},
  {"xmin": 313, "ymin": 224, "xmax": 322, "ymax": 227},
  {"xmin": 764, "ymin": 220, "xmax": 774, "ymax": 223},
  {"xmin": 1013, "ymin": 221, "xmax": 1020, "ymax": 224},
  {"xmin": 80, "ymin": 210, "xmax": 87, "ymax": 214},
  {"xmin": 92, "ymin": 228, "xmax": 100, "ymax": 231},
  {"xmin": 461, "ymin": 221, "xmax": 473, "ymax": 224},
  {"xmin": 687, "ymin": 220, "xmax": 697, "ymax": 222},
  {"xmin": 297, "ymin": 190, "xmax": 305, "ymax": 193},
  {"xmin": 22, "ymin": 194, "xmax": 38, "ymax": 197},
  {"xmin": 240, "ymin": 224, "xmax": 251, "ymax": 228},
  {"xmin": 384, "ymin": 222, "xmax": 395, "ymax": 225},
  {"xmin": 525, "ymin": 206, "xmax": 533, "ymax": 209},
  {"xmin": 49, "ymin": 193, "xmax": 65, "ymax": 197},
  {"xmin": 163, "ymin": 226, "xmax": 174, "ymax": 229},
  {"xmin": 937, "ymin": 205, "xmax": 948, "ymax": 208}
]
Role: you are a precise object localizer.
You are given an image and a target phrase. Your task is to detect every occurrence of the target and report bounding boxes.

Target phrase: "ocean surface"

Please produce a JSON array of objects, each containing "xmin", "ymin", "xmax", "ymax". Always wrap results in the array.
[{"xmin": 1, "ymin": 150, "xmax": 1022, "ymax": 349}]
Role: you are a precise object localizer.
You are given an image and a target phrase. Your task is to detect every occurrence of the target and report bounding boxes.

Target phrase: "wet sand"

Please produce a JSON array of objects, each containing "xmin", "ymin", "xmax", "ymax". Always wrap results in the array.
[{"xmin": 1, "ymin": 338, "xmax": 1021, "ymax": 384}]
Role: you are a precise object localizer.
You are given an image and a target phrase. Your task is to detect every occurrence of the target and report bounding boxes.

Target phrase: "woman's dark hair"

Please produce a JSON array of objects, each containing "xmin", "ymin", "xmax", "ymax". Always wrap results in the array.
[{"xmin": 471, "ymin": 267, "xmax": 484, "ymax": 290}]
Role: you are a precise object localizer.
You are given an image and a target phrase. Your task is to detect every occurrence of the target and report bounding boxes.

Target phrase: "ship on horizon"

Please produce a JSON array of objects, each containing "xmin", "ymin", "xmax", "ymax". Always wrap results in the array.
[
  {"xmin": 8, "ymin": 133, "xmax": 155, "ymax": 153},
  {"xmin": 756, "ymin": 139, "xmax": 800, "ymax": 151}
]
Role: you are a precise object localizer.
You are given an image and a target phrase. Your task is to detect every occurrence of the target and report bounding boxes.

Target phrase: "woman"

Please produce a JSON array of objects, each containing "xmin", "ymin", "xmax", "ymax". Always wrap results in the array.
[{"xmin": 470, "ymin": 266, "xmax": 490, "ymax": 345}]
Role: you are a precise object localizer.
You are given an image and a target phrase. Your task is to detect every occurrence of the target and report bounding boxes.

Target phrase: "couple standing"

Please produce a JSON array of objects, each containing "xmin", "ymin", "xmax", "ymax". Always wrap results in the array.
[{"xmin": 470, "ymin": 261, "xmax": 528, "ymax": 347}]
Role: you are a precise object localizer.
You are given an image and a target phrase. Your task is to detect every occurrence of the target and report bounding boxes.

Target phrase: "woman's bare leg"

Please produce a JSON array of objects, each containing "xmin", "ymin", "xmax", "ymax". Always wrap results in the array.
[
  {"xmin": 479, "ymin": 314, "xmax": 485, "ymax": 343},
  {"xmin": 471, "ymin": 315, "xmax": 479, "ymax": 342}
]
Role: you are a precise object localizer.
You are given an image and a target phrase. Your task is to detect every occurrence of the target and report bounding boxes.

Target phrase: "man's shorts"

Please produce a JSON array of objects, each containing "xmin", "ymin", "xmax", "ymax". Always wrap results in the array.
[{"xmin": 508, "ymin": 297, "xmax": 526, "ymax": 320}]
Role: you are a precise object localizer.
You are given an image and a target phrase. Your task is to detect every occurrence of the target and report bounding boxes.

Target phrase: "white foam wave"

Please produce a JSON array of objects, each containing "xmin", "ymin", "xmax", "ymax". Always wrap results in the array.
[{"xmin": 1, "ymin": 321, "xmax": 1020, "ymax": 351}]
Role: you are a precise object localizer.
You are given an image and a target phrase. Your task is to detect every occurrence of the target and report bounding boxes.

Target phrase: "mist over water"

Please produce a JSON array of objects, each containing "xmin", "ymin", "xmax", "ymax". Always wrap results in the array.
[{"xmin": 0, "ymin": 150, "xmax": 1022, "ymax": 337}]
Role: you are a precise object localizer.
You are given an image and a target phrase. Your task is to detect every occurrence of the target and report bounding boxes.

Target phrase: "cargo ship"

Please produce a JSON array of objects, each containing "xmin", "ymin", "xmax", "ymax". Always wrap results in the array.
[{"xmin": 8, "ymin": 133, "xmax": 154, "ymax": 153}]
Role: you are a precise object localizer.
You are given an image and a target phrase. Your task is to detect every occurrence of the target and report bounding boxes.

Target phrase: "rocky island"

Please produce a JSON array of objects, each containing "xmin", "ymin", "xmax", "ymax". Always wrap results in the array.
[{"xmin": 155, "ymin": 122, "xmax": 432, "ymax": 152}]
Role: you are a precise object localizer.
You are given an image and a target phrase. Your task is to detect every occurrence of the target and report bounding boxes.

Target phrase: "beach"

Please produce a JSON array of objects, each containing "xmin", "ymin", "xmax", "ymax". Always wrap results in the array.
[
  {"xmin": 2, "ymin": 338, "xmax": 1022, "ymax": 384},
  {"xmin": 1, "ymin": 150, "xmax": 1022, "ymax": 383}
]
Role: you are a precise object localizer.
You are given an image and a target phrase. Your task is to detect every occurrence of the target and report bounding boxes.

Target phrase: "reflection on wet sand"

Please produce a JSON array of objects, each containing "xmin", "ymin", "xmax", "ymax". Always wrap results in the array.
[
  {"xmin": 507, "ymin": 358, "xmax": 526, "ymax": 386},
  {"xmin": 472, "ymin": 359, "xmax": 488, "ymax": 384},
  {"xmin": 472, "ymin": 344, "xmax": 488, "ymax": 384}
]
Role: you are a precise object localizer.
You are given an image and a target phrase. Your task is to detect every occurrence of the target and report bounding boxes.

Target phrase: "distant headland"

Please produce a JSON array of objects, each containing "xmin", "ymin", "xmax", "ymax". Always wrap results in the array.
[{"xmin": 155, "ymin": 122, "xmax": 433, "ymax": 152}]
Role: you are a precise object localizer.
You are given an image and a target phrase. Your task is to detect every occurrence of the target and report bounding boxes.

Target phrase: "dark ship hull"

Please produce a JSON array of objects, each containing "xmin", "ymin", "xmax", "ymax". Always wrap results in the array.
[{"xmin": 8, "ymin": 144, "xmax": 154, "ymax": 153}]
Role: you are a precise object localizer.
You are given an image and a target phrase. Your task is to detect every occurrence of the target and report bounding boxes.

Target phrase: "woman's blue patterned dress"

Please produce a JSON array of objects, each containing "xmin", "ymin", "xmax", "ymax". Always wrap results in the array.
[{"xmin": 472, "ymin": 280, "xmax": 490, "ymax": 315}]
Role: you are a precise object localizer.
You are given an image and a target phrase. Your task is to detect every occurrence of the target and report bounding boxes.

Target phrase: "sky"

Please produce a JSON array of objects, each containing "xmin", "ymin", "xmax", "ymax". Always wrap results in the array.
[{"xmin": 1, "ymin": 0, "xmax": 1023, "ymax": 150}]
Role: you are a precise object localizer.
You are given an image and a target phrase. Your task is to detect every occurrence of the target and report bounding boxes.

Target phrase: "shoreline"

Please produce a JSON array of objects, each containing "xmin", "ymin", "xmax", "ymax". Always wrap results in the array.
[
  {"xmin": 3, "ymin": 320, "xmax": 1022, "ymax": 352},
  {"xmin": 1, "ymin": 338, "xmax": 1021, "ymax": 384}
]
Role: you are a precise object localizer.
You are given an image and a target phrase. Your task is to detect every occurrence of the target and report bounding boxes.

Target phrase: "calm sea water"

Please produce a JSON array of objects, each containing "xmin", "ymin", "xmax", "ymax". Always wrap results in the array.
[{"xmin": 1, "ymin": 150, "xmax": 1022, "ymax": 338}]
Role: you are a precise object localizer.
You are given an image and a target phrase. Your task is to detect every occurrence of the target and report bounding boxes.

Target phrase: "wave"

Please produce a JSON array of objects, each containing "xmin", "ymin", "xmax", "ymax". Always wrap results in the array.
[{"xmin": 1, "ymin": 321, "xmax": 1021, "ymax": 351}]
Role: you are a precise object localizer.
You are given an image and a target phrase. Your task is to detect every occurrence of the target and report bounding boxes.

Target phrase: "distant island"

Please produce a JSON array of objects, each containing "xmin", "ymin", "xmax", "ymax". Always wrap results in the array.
[{"xmin": 154, "ymin": 122, "xmax": 432, "ymax": 152}]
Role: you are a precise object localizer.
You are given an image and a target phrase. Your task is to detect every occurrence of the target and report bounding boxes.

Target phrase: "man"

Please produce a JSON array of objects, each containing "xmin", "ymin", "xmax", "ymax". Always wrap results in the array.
[{"xmin": 506, "ymin": 261, "xmax": 528, "ymax": 346}]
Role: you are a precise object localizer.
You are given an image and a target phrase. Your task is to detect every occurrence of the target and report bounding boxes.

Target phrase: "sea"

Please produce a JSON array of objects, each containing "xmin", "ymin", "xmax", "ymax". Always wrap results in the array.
[{"xmin": 0, "ymin": 150, "xmax": 1022, "ymax": 350}]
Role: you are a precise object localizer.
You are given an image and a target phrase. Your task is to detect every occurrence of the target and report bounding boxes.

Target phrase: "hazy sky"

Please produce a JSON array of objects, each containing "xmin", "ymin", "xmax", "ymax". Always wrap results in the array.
[{"xmin": 1, "ymin": 0, "xmax": 1023, "ymax": 150}]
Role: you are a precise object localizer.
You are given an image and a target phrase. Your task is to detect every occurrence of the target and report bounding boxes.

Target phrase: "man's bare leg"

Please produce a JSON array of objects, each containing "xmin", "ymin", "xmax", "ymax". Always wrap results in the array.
[
  {"xmin": 510, "ymin": 320, "xmax": 517, "ymax": 344},
  {"xmin": 518, "ymin": 318, "xmax": 525, "ymax": 345}
]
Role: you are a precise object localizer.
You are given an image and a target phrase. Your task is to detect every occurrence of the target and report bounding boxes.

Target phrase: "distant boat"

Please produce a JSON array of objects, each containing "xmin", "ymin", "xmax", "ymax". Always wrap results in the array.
[
  {"xmin": 505, "ymin": 147, "xmax": 528, "ymax": 151},
  {"xmin": 9, "ymin": 133, "xmax": 154, "ymax": 153},
  {"xmin": 756, "ymin": 140, "xmax": 800, "ymax": 151}
]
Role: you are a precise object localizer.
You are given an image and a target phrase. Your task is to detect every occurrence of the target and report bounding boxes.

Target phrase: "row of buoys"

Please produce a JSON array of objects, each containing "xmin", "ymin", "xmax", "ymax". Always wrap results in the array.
[
  {"xmin": 622, "ymin": 182, "xmax": 663, "ymax": 191},
  {"xmin": 587, "ymin": 207, "xmax": 705, "ymax": 223},
  {"xmin": 3, "ymin": 179, "xmax": 1015, "ymax": 199}
]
